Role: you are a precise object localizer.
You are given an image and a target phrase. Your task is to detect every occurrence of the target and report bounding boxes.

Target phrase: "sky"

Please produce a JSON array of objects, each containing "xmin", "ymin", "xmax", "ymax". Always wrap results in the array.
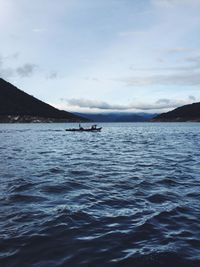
[{"xmin": 1, "ymin": 0, "xmax": 200, "ymax": 113}]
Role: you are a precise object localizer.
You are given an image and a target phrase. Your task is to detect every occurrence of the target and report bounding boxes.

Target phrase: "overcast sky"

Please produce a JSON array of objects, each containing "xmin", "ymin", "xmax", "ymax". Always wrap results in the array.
[{"xmin": 1, "ymin": 0, "xmax": 200, "ymax": 113}]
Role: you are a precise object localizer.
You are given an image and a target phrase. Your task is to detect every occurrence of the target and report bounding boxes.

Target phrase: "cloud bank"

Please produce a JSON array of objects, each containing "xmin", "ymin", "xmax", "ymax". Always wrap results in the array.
[{"xmin": 65, "ymin": 97, "xmax": 196, "ymax": 111}]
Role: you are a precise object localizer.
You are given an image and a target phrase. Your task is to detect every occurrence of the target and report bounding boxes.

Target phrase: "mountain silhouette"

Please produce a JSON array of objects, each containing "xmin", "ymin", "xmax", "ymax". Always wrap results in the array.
[
  {"xmin": 152, "ymin": 102, "xmax": 200, "ymax": 122},
  {"xmin": 74, "ymin": 112, "xmax": 157, "ymax": 122},
  {"xmin": 0, "ymin": 78, "xmax": 87, "ymax": 123}
]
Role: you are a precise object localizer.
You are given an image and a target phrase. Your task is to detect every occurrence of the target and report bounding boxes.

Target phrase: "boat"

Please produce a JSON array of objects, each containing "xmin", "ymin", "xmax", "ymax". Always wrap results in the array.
[{"xmin": 65, "ymin": 124, "xmax": 102, "ymax": 132}]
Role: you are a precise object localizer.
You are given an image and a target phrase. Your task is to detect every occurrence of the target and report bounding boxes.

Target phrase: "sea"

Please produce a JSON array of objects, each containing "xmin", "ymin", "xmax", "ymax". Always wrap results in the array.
[{"xmin": 0, "ymin": 123, "xmax": 200, "ymax": 267}]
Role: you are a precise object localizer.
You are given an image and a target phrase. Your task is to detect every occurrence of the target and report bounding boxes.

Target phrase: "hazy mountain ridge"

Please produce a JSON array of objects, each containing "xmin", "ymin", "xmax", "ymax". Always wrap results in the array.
[
  {"xmin": 75, "ymin": 112, "xmax": 158, "ymax": 122},
  {"xmin": 0, "ymin": 78, "xmax": 87, "ymax": 123},
  {"xmin": 152, "ymin": 102, "xmax": 200, "ymax": 122}
]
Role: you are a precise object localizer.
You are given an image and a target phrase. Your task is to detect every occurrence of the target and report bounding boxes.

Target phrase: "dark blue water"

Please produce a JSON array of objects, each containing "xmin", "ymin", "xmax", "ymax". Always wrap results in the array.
[{"xmin": 0, "ymin": 123, "xmax": 200, "ymax": 267}]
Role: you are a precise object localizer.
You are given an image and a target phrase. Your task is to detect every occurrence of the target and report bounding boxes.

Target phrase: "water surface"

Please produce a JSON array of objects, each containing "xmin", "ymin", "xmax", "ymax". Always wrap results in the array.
[{"xmin": 0, "ymin": 123, "xmax": 200, "ymax": 267}]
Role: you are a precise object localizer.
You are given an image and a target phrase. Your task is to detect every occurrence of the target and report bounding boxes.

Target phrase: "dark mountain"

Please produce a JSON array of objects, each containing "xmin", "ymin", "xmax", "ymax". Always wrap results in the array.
[
  {"xmin": 0, "ymin": 78, "xmax": 87, "ymax": 123},
  {"xmin": 75, "ymin": 112, "xmax": 157, "ymax": 122},
  {"xmin": 152, "ymin": 102, "xmax": 200, "ymax": 122},
  {"xmin": 137, "ymin": 112, "xmax": 159, "ymax": 120}
]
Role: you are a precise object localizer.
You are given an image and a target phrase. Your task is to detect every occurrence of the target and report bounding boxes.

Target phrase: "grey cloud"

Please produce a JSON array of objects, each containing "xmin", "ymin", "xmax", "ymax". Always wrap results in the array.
[
  {"xmin": 91, "ymin": 78, "xmax": 99, "ymax": 82},
  {"xmin": 130, "ymin": 54, "xmax": 200, "ymax": 72},
  {"xmin": 0, "ymin": 67, "xmax": 14, "ymax": 78},
  {"xmin": 157, "ymin": 58, "xmax": 165, "ymax": 63},
  {"xmin": 189, "ymin": 95, "xmax": 196, "ymax": 101},
  {"xmin": 0, "ymin": 54, "xmax": 37, "ymax": 79},
  {"xmin": 166, "ymin": 47, "xmax": 196, "ymax": 54},
  {"xmin": 185, "ymin": 56, "xmax": 200, "ymax": 64},
  {"xmin": 32, "ymin": 28, "xmax": 46, "ymax": 33},
  {"xmin": 156, "ymin": 98, "xmax": 172, "ymax": 105},
  {"xmin": 67, "ymin": 98, "xmax": 127, "ymax": 110},
  {"xmin": 129, "ymin": 65, "xmax": 197, "ymax": 72},
  {"xmin": 65, "ymin": 97, "xmax": 196, "ymax": 111},
  {"xmin": 128, "ymin": 54, "xmax": 200, "ymax": 86},
  {"xmin": 119, "ymin": 72, "xmax": 200, "ymax": 86},
  {"xmin": 16, "ymin": 64, "xmax": 37, "ymax": 77},
  {"xmin": 47, "ymin": 71, "xmax": 58, "ymax": 79},
  {"xmin": 3, "ymin": 53, "xmax": 20, "ymax": 61}
]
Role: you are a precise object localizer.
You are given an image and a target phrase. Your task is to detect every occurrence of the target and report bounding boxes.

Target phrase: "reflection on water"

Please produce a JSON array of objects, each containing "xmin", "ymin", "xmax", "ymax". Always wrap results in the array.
[{"xmin": 0, "ymin": 123, "xmax": 200, "ymax": 267}]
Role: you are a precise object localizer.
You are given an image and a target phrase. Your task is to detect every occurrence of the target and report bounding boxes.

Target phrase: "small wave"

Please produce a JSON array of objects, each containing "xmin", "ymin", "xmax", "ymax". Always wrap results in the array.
[
  {"xmin": 8, "ymin": 194, "xmax": 47, "ymax": 203},
  {"xmin": 41, "ymin": 184, "xmax": 71, "ymax": 194},
  {"xmin": 147, "ymin": 193, "xmax": 171, "ymax": 203},
  {"xmin": 113, "ymin": 252, "xmax": 200, "ymax": 267},
  {"xmin": 158, "ymin": 178, "xmax": 180, "ymax": 186},
  {"xmin": 49, "ymin": 167, "xmax": 65, "ymax": 174},
  {"xmin": 9, "ymin": 182, "xmax": 34, "ymax": 193}
]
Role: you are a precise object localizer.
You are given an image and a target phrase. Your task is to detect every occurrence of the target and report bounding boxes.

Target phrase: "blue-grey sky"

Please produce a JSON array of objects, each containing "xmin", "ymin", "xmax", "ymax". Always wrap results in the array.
[{"xmin": 1, "ymin": 0, "xmax": 200, "ymax": 112}]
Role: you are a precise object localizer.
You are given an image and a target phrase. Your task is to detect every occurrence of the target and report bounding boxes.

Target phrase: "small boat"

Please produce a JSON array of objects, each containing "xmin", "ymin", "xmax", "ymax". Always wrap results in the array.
[{"xmin": 65, "ymin": 124, "xmax": 102, "ymax": 132}]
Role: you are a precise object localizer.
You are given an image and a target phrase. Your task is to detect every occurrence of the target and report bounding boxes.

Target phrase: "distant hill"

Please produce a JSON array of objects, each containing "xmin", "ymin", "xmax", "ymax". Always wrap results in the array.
[
  {"xmin": 0, "ymin": 78, "xmax": 87, "ymax": 123},
  {"xmin": 152, "ymin": 102, "xmax": 200, "ymax": 122},
  {"xmin": 75, "ymin": 112, "xmax": 157, "ymax": 122}
]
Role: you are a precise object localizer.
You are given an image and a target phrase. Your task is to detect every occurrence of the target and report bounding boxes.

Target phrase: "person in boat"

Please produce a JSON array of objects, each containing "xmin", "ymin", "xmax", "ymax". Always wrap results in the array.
[
  {"xmin": 91, "ymin": 124, "xmax": 97, "ymax": 130},
  {"xmin": 79, "ymin": 124, "xmax": 84, "ymax": 130}
]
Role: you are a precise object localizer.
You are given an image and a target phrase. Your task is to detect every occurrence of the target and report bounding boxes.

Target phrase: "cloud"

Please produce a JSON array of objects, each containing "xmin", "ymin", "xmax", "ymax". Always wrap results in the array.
[
  {"xmin": 0, "ymin": 54, "xmax": 37, "ymax": 79},
  {"xmin": 130, "ymin": 54, "xmax": 200, "ymax": 73},
  {"xmin": 64, "ymin": 97, "xmax": 196, "ymax": 111},
  {"xmin": 185, "ymin": 55, "xmax": 200, "ymax": 64},
  {"xmin": 32, "ymin": 28, "xmax": 46, "ymax": 33},
  {"xmin": 157, "ymin": 58, "xmax": 165, "ymax": 63},
  {"xmin": 126, "ymin": 53, "xmax": 200, "ymax": 87},
  {"xmin": 4, "ymin": 52, "xmax": 20, "ymax": 60},
  {"xmin": 152, "ymin": 0, "xmax": 200, "ymax": 7},
  {"xmin": 129, "ymin": 65, "xmax": 197, "ymax": 72},
  {"xmin": 119, "ymin": 71, "xmax": 200, "ymax": 86},
  {"xmin": 0, "ymin": 66, "xmax": 14, "ymax": 78},
  {"xmin": 66, "ymin": 98, "xmax": 127, "ymax": 110},
  {"xmin": 47, "ymin": 71, "xmax": 58, "ymax": 79},
  {"xmin": 16, "ymin": 63, "xmax": 37, "ymax": 77},
  {"xmin": 189, "ymin": 95, "xmax": 196, "ymax": 101},
  {"xmin": 166, "ymin": 47, "xmax": 196, "ymax": 54},
  {"xmin": 0, "ymin": 53, "xmax": 20, "ymax": 78}
]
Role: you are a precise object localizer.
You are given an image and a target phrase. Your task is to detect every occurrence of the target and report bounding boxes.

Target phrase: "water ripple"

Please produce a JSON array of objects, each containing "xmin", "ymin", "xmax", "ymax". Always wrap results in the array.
[{"xmin": 0, "ymin": 123, "xmax": 200, "ymax": 267}]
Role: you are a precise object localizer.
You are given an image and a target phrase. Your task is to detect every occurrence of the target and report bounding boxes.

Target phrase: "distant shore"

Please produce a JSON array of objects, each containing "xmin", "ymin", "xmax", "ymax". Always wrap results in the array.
[
  {"xmin": 0, "ymin": 115, "xmax": 85, "ymax": 123},
  {"xmin": 1, "ymin": 115, "xmax": 200, "ymax": 123}
]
